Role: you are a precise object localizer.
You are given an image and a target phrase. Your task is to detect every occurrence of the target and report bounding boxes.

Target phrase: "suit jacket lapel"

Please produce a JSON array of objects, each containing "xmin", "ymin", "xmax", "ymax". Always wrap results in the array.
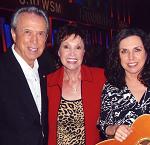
[
  {"xmin": 38, "ymin": 68, "xmax": 48, "ymax": 138},
  {"xmin": 5, "ymin": 50, "xmax": 40, "ymax": 121}
]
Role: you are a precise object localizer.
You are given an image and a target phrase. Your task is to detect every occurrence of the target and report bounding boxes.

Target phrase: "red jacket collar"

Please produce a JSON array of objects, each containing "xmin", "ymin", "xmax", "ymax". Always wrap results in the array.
[{"xmin": 47, "ymin": 65, "xmax": 93, "ymax": 87}]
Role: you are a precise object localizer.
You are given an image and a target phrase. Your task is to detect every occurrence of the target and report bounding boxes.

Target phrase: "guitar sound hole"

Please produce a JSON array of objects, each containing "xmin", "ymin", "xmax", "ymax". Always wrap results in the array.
[{"xmin": 137, "ymin": 138, "xmax": 150, "ymax": 145}]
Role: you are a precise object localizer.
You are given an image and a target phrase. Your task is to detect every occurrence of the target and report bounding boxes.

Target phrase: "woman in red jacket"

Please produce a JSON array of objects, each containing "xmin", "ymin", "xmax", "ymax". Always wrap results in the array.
[{"xmin": 47, "ymin": 24, "xmax": 105, "ymax": 145}]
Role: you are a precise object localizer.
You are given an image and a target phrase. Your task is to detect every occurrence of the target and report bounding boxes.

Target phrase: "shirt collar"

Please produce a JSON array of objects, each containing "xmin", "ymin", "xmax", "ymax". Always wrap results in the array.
[{"xmin": 12, "ymin": 44, "xmax": 39, "ymax": 73}]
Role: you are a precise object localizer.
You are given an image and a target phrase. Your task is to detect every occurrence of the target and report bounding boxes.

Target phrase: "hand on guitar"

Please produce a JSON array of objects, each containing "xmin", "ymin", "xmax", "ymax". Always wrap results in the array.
[
  {"xmin": 114, "ymin": 125, "xmax": 133, "ymax": 142},
  {"xmin": 96, "ymin": 115, "xmax": 150, "ymax": 145},
  {"xmin": 105, "ymin": 124, "xmax": 133, "ymax": 142}
]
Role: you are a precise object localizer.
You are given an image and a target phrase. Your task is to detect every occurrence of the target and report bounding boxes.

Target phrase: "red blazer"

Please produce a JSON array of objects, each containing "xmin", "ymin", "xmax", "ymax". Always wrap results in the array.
[{"xmin": 47, "ymin": 65, "xmax": 105, "ymax": 145}]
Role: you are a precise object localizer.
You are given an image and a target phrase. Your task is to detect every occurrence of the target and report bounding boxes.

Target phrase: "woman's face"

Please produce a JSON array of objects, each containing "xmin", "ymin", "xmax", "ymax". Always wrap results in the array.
[
  {"xmin": 58, "ymin": 34, "xmax": 85, "ymax": 71},
  {"xmin": 119, "ymin": 35, "xmax": 147, "ymax": 77}
]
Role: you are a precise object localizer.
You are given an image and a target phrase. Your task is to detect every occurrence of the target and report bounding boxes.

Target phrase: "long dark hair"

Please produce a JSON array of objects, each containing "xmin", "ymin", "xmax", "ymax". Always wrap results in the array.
[{"xmin": 105, "ymin": 28, "xmax": 150, "ymax": 88}]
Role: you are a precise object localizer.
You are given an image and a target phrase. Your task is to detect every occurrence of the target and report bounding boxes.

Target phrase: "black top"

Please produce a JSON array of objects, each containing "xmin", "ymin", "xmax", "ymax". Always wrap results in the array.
[{"xmin": 98, "ymin": 81, "xmax": 150, "ymax": 139}]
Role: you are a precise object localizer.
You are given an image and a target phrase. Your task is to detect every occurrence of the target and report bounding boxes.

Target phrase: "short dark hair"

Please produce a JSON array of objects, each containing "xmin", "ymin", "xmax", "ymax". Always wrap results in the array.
[
  {"xmin": 105, "ymin": 28, "xmax": 150, "ymax": 88},
  {"xmin": 53, "ymin": 23, "xmax": 88, "ymax": 68},
  {"xmin": 11, "ymin": 6, "xmax": 49, "ymax": 33}
]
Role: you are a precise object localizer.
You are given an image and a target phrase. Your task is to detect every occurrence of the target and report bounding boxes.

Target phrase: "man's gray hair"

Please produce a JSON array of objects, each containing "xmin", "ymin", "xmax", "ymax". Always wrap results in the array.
[{"xmin": 11, "ymin": 6, "xmax": 49, "ymax": 33}]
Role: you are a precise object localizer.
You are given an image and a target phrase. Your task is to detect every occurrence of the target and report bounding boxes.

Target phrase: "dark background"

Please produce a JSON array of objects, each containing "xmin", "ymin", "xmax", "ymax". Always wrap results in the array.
[
  {"xmin": 0, "ymin": 0, "xmax": 150, "ymax": 70},
  {"xmin": 129, "ymin": 0, "xmax": 150, "ymax": 33}
]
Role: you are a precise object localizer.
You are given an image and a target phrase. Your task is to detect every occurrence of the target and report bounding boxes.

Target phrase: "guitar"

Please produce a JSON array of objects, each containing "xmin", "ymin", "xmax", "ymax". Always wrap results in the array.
[{"xmin": 96, "ymin": 114, "xmax": 150, "ymax": 145}]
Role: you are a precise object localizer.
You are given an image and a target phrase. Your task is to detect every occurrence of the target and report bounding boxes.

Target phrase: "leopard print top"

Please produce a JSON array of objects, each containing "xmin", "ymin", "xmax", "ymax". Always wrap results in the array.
[{"xmin": 57, "ymin": 97, "xmax": 85, "ymax": 145}]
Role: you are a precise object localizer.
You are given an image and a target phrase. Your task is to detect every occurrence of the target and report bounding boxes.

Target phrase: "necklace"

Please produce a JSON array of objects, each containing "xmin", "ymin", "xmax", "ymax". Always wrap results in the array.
[
  {"xmin": 63, "ymin": 70, "xmax": 81, "ymax": 94},
  {"xmin": 72, "ymin": 85, "xmax": 78, "ymax": 93}
]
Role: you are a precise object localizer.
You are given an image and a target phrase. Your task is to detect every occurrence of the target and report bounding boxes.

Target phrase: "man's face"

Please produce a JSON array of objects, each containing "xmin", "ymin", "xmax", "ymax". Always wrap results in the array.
[{"xmin": 11, "ymin": 12, "xmax": 48, "ymax": 67}]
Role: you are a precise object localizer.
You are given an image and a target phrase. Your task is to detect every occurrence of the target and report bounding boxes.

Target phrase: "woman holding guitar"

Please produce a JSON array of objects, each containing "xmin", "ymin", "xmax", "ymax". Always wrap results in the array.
[{"xmin": 97, "ymin": 28, "xmax": 150, "ymax": 142}]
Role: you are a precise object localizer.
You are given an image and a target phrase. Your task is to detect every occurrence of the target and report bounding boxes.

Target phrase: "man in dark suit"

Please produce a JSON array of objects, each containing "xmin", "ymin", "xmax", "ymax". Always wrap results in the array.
[{"xmin": 0, "ymin": 6, "xmax": 49, "ymax": 145}]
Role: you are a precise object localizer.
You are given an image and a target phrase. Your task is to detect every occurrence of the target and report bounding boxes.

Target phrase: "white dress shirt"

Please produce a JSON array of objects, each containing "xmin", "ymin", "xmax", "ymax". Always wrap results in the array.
[{"xmin": 12, "ymin": 45, "xmax": 41, "ymax": 116}]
